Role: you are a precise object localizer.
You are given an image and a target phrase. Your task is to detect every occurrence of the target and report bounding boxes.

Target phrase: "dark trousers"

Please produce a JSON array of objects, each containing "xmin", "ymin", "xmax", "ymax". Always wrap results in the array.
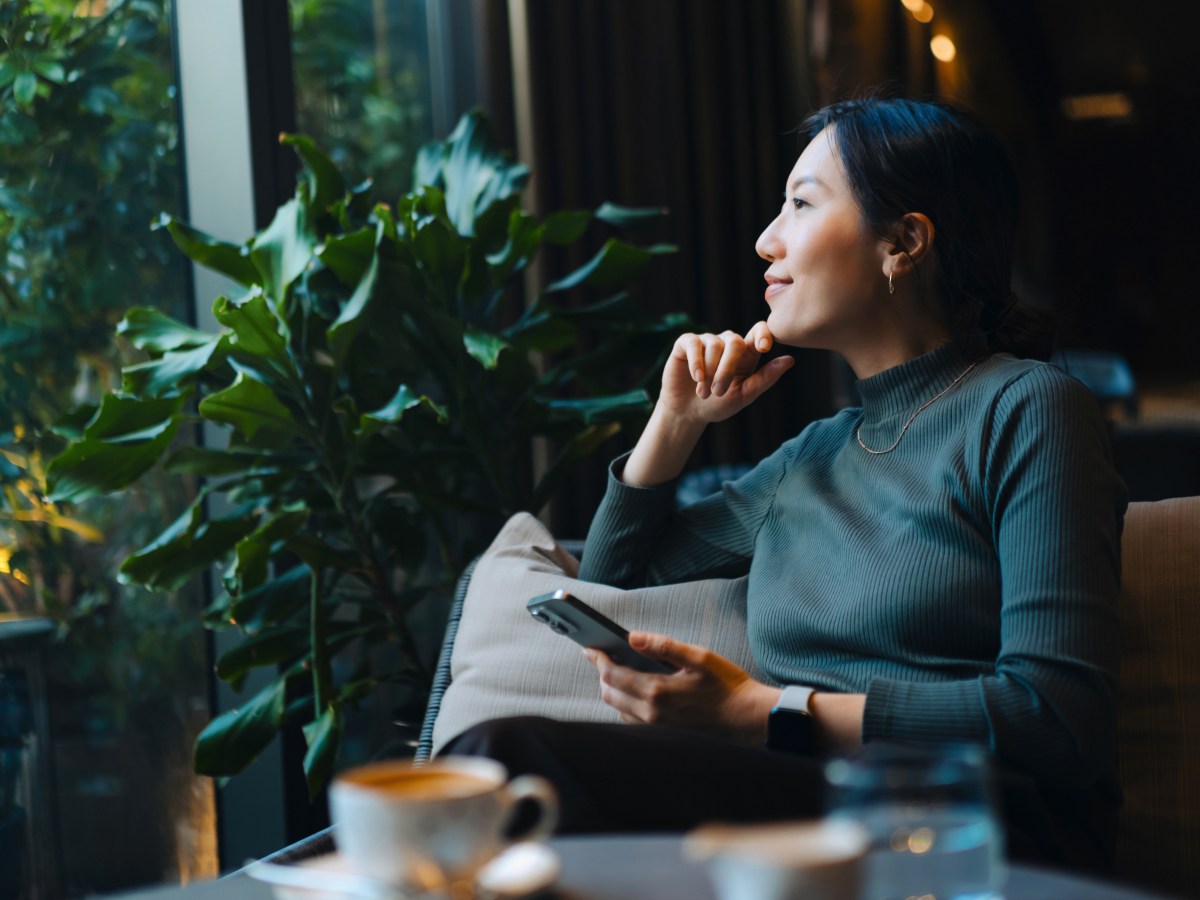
[{"xmin": 441, "ymin": 716, "xmax": 1117, "ymax": 875}]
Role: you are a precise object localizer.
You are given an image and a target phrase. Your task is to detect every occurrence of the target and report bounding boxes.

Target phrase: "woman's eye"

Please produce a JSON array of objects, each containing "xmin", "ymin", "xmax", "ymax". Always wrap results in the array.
[{"xmin": 792, "ymin": 197, "xmax": 809, "ymax": 210}]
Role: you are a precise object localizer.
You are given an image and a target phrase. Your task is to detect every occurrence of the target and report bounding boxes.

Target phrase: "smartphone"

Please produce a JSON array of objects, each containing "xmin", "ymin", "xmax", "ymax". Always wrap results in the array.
[{"xmin": 526, "ymin": 589, "xmax": 676, "ymax": 674}]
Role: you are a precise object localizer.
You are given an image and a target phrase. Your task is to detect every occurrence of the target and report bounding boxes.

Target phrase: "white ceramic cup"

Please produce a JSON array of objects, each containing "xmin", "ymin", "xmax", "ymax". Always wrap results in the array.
[
  {"xmin": 329, "ymin": 756, "xmax": 558, "ymax": 891},
  {"xmin": 685, "ymin": 819, "xmax": 869, "ymax": 900}
]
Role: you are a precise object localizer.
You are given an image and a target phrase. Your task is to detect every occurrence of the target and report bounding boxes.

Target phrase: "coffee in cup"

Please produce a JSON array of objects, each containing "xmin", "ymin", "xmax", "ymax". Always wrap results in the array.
[{"xmin": 329, "ymin": 756, "xmax": 558, "ymax": 892}]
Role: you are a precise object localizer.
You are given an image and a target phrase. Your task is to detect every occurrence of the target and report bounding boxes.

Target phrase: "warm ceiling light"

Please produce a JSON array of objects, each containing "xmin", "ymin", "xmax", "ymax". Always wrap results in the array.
[
  {"xmin": 1061, "ymin": 93, "xmax": 1135, "ymax": 121},
  {"xmin": 930, "ymin": 34, "xmax": 956, "ymax": 61},
  {"xmin": 913, "ymin": 2, "xmax": 935, "ymax": 23},
  {"xmin": 900, "ymin": 0, "xmax": 925, "ymax": 11}
]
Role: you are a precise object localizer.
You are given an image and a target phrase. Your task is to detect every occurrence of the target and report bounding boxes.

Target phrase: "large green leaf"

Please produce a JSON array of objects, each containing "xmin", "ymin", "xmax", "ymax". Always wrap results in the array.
[
  {"xmin": 316, "ymin": 227, "xmax": 376, "ymax": 286},
  {"xmin": 416, "ymin": 110, "xmax": 529, "ymax": 237},
  {"xmin": 80, "ymin": 394, "xmax": 184, "ymax": 442},
  {"xmin": 46, "ymin": 421, "xmax": 180, "ymax": 502},
  {"xmin": 213, "ymin": 291, "xmax": 288, "ymax": 360},
  {"xmin": 544, "ymin": 389, "xmax": 652, "ymax": 424},
  {"xmin": 45, "ymin": 395, "xmax": 185, "ymax": 502},
  {"xmin": 154, "ymin": 214, "xmax": 259, "ymax": 286},
  {"xmin": 249, "ymin": 197, "xmax": 317, "ymax": 305},
  {"xmin": 228, "ymin": 565, "xmax": 311, "ymax": 633},
  {"xmin": 120, "ymin": 508, "xmax": 260, "ymax": 592},
  {"xmin": 302, "ymin": 707, "xmax": 341, "ymax": 800},
  {"xmin": 485, "ymin": 210, "xmax": 543, "ymax": 284},
  {"xmin": 359, "ymin": 385, "xmax": 449, "ymax": 439},
  {"xmin": 49, "ymin": 404, "xmax": 98, "ymax": 441},
  {"xmin": 121, "ymin": 337, "xmax": 224, "ymax": 397},
  {"xmin": 463, "ymin": 327, "xmax": 509, "ymax": 370},
  {"xmin": 193, "ymin": 675, "xmax": 290, "ymax": 777},
  {"xmin": 199, "ymin": 372, "xmax": 301, "ymax": 442},
  {"xmin": 545, "ymin": 239, "xmax": 676, "ymax": 293},
  {"xmin": 215, "ymin": 625, "xmax": 310, "ymax": 682},
  {"xmin": 327, "ymin": 243, "xmax": 379, "ymax": 365},
  {"xmin": 226, "ymin": 507, "xmax": 309, "ymax": 595},
  {"xmin": 118, "ymin": 307, "xmax": 215, "ymax": 352},
  {"xmin": 281, "ymin": 133, "xmax": 345, "ymax": 214},
  {"xmin": 594, "ymin": 202, "xmax": 669, "ymax": 228},
  {"xmin": 411, "ymin": 216, "xmax": 466, "ymax": 303}
]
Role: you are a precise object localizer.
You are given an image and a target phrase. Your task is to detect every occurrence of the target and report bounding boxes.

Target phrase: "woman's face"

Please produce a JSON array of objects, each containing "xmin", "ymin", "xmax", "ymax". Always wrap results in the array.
[{"xmin": 755, "ymin": 126, "xmax": 892, "ymax": 354}]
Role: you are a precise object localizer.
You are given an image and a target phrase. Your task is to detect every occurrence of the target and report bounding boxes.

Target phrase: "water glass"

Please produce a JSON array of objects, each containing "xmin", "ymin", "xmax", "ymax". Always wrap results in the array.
[{"xmin": 824, "ymin": 743, "xmax": 1005, "ymax": 900}]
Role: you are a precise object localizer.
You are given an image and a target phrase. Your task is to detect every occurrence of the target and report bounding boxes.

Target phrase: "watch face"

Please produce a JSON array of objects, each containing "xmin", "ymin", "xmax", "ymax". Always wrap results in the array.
[{"xmin": 767, "ymin": 708, "xmax": 817, "ymax": 755}]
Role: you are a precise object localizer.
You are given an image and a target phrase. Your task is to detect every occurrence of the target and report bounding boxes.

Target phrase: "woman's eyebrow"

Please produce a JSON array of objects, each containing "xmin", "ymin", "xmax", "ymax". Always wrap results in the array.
[{"xmin": 789, "ymin": 174, "xmax": 827, "ymax": 193}]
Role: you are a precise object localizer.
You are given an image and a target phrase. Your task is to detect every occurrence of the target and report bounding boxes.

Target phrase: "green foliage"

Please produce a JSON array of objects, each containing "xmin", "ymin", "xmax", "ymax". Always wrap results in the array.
[
  {"xmin": 0, "ymin": 0, "xmax": 187, "ymax": 439},
  {"xmin": 0, "ymin": 0, "xmax": 201, "ymax": 733},
  {"xmin": 49, "ymin": 111, "xmax": 682, "ymax": 792}
]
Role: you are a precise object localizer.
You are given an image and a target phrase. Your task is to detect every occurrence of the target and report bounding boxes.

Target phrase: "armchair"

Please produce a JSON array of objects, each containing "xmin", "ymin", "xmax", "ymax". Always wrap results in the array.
[{"xmin": 258, "ymin": 497, "xmax": 1200, "ymax": 899}]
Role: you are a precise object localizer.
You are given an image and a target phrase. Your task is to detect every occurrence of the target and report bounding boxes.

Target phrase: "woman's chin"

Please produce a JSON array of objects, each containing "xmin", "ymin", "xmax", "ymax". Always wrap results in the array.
[{"xmin": 763, "ymin": 317, "xmax": 813, "ymax": 350}]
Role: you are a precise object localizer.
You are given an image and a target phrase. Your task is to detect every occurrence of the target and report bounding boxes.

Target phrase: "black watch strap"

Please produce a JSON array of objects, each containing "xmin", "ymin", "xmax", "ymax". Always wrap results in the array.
[{"xmin": 766, "ymin": 685, "xmax": 818, "ymax": 755}]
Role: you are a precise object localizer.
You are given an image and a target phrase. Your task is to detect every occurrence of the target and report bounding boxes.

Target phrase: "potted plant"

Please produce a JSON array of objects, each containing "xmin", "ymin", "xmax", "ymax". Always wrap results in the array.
[{"xmin": 47, "ymin": 111, "xmax": 682, "ymax": 794}]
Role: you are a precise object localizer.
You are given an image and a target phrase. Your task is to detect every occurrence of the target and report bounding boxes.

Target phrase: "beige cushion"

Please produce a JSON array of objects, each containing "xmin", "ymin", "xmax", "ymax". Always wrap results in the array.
[
  {"xmin": 430, "ymin": 512, "xmax": 767, "ymax": 755},
  {"xmin": 1114, "ymin": 496, "xmax": 1200, "ymax": 895}
]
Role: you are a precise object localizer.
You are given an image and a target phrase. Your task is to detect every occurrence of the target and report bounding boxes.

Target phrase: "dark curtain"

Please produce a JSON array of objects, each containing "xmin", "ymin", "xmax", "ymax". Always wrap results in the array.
[{"xmin": 487, "ymin": 0, "xmax": 837, "ymax": 536}]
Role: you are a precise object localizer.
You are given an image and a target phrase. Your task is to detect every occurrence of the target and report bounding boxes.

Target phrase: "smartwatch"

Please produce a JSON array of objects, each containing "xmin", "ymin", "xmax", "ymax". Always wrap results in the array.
[{"xmin": 765, "ymin": 685, "xmax": 818, "ymax": 755}]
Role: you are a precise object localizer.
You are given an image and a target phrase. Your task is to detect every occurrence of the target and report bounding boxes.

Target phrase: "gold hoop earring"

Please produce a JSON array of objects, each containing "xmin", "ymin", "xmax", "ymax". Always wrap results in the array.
[{"xmin": 888, "ymin": 271, "xmax": 895, "ymax": 295}]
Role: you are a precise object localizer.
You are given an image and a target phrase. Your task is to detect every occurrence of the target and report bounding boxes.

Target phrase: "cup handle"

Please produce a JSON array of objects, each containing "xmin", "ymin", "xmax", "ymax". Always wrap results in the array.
[{"xmin": 502, "ymin": 775, "xmax": 559, "ymax": 843}]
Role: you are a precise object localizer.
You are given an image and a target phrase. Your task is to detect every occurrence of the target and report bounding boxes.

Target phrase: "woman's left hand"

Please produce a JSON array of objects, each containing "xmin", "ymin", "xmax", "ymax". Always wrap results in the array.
[{"xmin": 584, "ymin": 632, "xmax": 782, "ymax": 745}]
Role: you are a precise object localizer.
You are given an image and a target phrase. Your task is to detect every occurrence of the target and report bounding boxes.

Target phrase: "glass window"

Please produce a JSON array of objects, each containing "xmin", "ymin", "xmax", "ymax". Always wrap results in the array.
[
  {"xmin": 289, "ymin": 0, "xmax": 436, "ymax": 203},
  {"xmin": 0, "ymin": 0, "xmax": 215, "ymax": 893}
]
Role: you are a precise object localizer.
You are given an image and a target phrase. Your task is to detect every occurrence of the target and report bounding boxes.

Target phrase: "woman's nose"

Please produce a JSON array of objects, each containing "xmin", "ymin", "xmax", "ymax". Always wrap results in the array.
[{"xmin": 755, "ymin": 217, "xmax": 782, "ymax": 262}]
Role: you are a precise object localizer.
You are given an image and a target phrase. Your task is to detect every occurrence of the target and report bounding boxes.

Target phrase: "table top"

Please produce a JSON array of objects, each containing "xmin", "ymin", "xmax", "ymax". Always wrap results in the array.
[{"xmin": 116, "ymin": 834, "xmax": 1171, "ymax": 900}]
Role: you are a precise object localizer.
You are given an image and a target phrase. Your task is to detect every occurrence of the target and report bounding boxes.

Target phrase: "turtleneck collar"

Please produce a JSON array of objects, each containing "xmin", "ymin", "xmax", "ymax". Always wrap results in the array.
[{"xmin": 854, "ymin": 338, "xmax": 981, "ymax": 427}]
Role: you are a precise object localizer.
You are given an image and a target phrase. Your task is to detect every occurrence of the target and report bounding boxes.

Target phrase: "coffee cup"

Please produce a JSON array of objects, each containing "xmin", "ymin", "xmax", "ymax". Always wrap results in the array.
[
  {"xmin": 329, "ymin": 756, "xmax": 558, "ymax": 892},
  {"xmin": 685, "ymin": 819, "xmax": 869, "ymax": 900}
]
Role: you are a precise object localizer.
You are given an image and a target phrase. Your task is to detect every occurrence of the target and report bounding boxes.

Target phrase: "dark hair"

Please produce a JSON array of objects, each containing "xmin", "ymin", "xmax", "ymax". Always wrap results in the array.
[{"xmin": 798, "ymin": 96, "xmax": 1054, "ymax": 360}]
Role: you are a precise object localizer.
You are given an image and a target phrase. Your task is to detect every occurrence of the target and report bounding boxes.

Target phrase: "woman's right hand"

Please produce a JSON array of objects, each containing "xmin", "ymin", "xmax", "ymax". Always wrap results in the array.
[
  {"xmin": 619, "ymin": 322, "xmax": 795, "ymax": 487},
  {"xmin": 659, "ymin": 321, "xmax": 795, "ymax": 424}
]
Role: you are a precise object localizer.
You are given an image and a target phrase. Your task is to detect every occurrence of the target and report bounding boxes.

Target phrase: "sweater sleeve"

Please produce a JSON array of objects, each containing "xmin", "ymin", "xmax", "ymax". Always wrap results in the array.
[
  {"xmin": 577, "ymin": 442, "xmax": 794, "ymax": 588},
  {"xmin": 862, "ymin": 366, "xmax": 1127, "ymax": 787}
]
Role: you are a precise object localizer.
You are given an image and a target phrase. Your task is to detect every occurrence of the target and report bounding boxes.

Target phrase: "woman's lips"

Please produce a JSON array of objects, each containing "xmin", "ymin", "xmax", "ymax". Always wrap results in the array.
[{"xmin": 764, "ymin": 275, "xmax": 792, "ymax": 301}]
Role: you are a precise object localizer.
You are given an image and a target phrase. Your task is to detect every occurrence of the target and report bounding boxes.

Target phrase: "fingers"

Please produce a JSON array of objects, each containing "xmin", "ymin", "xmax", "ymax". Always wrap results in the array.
[
  {"xmin": 584, "ymin": 648, "xmax": 656, "ymax": 721},
  {"xmin": 674, "ymin": 334, "xmax": 706, "ymax": 390},
  {"xmin": 628, "ymin": 632, "xmax": 711, "ymax": 669},
  {"xmin": 703, "ymin": 339, "xmax": 726, "ymax": 396},
  {"xmin": 745, "ymin": 321, "xmax": 775, "ymax": 353},
  {"xmin": 674, "ymin": 330, "xmax": 765, "ymax": 399},
  {"xmin": 710, "ymin": 331, "xmax": 755, "ymax": 397}
]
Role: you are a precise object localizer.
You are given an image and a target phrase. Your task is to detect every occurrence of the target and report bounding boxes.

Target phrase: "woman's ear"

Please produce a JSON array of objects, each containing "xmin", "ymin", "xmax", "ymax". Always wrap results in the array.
[{"xmin": 883, "ymin": 213, "xmax": 935, "ymax": 276}]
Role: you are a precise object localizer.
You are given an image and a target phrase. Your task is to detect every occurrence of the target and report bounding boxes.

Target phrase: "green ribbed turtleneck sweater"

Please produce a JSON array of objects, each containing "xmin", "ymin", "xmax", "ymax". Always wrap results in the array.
[{"xmin": 578, "ymin": 340, "xmax": 1128, "ymax": 788}]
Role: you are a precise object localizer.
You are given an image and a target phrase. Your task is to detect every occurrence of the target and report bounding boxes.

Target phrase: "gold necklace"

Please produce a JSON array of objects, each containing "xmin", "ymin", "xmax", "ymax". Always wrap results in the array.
[{"xmin": 855, "ymin": 360, "xmax": 981, "ymax": 455}]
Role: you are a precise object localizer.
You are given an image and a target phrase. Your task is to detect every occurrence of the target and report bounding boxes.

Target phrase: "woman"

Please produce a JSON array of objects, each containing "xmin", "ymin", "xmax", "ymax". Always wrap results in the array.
[{"xmin": 444, "ymin": 96, "xmax": 1127, "ymax": 872}]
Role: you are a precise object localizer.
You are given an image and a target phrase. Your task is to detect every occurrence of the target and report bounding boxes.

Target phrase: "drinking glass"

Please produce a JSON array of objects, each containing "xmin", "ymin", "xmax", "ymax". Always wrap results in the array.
[{"xmin": 824, "ymin": 743, "xmax": 1005, "ymax": 900}]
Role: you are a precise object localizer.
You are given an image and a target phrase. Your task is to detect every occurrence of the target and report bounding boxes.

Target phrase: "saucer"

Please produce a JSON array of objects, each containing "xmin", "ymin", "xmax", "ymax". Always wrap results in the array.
[{"xmin": 246, "ymin": 843, "xmax": 561, "ymax": 900}]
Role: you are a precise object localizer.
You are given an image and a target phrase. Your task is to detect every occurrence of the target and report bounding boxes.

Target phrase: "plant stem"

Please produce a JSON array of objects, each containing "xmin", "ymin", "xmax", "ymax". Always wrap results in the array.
[
  {"xmin": 335, "ymin": 475, "xmax": 430, "ymax": 683},
  {"xmin": 310, "ymin": 566, "xmax": 332, "ymax": 717}
]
